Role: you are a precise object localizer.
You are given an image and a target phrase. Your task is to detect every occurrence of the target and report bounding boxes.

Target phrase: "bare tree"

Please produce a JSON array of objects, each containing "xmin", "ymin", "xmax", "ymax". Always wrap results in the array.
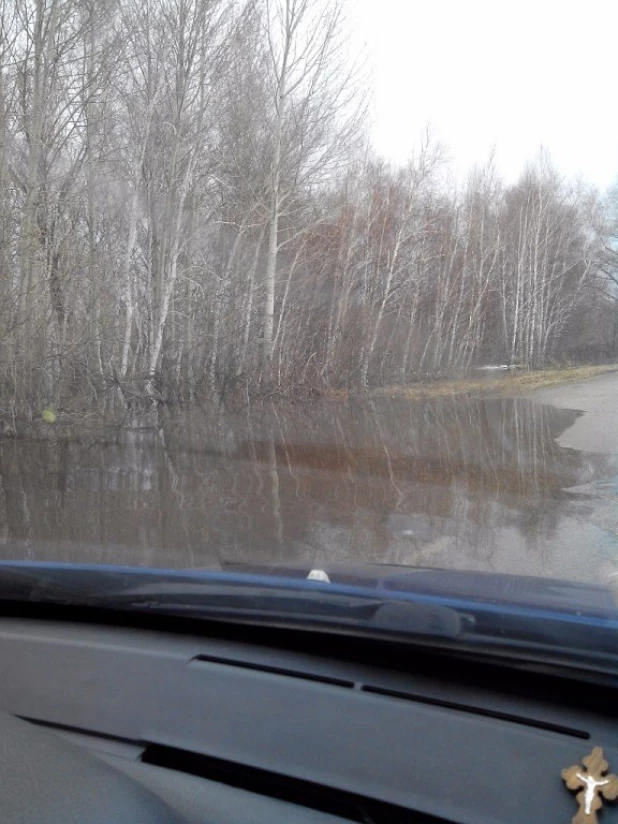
[
  {"xmin": 0, "ymin": 0, "xmax": 611, "ymax": 419},
  {"xmin": 259, "ymin": 0, "xmax": 365, "ymax": 372}
]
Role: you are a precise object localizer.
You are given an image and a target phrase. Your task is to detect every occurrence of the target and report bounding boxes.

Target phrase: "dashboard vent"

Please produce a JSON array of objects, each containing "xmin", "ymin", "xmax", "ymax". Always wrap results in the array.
[
  {"xmin": 190, "ymin": 654, "xmax": 356, "ymax": 688},
  {"xmin": 360, "ymin": 685, "xmax": 590, "ymax": 739},
  {"xmin": 191, "ymin": 654, "xmax": 591, "ymax": 740},
  {"xmin": 141, "ymin": 744, "xmax": 450, "ymax": 824}
]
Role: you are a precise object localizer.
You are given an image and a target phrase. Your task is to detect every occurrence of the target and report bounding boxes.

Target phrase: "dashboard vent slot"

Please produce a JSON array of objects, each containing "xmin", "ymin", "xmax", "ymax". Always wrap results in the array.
[
  {"xmin": 361, "ymin": 685, "xmax": 590, "ymax": 739},
  {"xmin": 190, "ymin": 654, "xmax": 355, "ymax": 688},
  {"xmin": 141, "ymin": 744, "xmax": 449, "ymax": 824}
]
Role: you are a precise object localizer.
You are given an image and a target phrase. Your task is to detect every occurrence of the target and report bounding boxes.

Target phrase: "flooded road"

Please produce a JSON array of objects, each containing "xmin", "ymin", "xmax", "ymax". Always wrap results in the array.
[{"xmin": 0, "ymin": 386, "xmax": 617, "ymax": 584}]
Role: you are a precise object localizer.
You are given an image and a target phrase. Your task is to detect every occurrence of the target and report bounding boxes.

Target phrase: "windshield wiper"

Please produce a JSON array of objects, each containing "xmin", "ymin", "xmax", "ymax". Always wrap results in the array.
[
  {"xmin": 2, "ymin": 562, "xmax": 618, "ymax": 681},
  {"xmin": 0, "ymin": 562, "xmax": 464, "ymax": 640}
]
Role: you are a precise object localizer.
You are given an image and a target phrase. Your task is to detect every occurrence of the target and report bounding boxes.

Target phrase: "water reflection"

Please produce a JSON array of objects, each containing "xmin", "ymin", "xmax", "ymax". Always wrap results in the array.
[{"xmin": 0, "ymin": 396, "xmax": 616, "ymax": 583}]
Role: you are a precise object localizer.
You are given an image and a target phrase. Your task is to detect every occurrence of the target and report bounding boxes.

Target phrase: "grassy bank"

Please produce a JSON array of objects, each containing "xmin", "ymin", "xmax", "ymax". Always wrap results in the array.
[{"xmin": 349, "ymin": 364, "xmax": 618, "ymax": 401}]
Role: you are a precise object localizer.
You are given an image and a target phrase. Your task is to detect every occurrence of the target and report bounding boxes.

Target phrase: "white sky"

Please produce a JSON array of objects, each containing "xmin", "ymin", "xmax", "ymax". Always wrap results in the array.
[{"xmin": 352, "ymin": 0, "xmax": 618, "ymax": 191}]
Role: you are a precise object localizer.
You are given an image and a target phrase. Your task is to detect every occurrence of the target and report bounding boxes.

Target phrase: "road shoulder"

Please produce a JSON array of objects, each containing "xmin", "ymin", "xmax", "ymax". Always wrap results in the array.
[{"xmin": 531, "ymin": 371, "xmax": 618, "ymax": 453}]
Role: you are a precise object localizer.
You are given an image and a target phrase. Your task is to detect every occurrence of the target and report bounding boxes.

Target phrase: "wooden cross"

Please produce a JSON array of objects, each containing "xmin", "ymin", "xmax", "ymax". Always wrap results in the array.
[{"xmin": 562, "ymin": 748, "xmax": 618, "ymax": 824}]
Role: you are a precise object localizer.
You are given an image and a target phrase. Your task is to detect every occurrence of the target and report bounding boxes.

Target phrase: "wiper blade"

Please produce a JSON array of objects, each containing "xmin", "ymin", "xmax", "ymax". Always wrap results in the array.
[
  {"xmin": 2, "ymin": 562, "xmax": 618, "ymax": 680},
  {"xmin": 0, "ymin": 562, "xmax": 464, "ymax": 640},
  {"xmin": 71, "ymin": 585, "xmax": 465, "ymax": 640}
]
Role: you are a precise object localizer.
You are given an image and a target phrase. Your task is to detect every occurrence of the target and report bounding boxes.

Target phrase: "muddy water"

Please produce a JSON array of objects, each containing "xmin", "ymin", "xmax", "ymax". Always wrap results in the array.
[{"xmin": 0, "ymin": 396, "xmax": 616, "ymax": 583}]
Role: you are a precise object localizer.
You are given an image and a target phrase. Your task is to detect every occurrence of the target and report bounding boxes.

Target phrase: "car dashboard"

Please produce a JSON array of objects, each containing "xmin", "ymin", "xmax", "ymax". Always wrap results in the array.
[{"xmin": 0, "ymin": 609, "xmax": 616, "ymax": 823}]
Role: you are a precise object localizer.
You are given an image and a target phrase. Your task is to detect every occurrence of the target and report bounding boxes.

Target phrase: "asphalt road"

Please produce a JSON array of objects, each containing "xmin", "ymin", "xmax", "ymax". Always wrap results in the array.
[{"xmin": 532, "ymin": 370, "xmax": 618, "ymax": 453}]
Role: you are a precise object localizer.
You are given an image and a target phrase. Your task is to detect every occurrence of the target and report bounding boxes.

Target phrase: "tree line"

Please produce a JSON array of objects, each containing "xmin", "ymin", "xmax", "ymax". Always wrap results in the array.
[{"xmin": 0, "ymin": 0, "xmax": 616, "ymax": 417}]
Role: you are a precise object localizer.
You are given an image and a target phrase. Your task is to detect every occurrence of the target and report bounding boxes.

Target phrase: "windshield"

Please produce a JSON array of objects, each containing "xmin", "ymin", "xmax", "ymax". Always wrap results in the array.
[{"xmin": 1, "ymin": 0, "xmax": 617, "ymax": 631}]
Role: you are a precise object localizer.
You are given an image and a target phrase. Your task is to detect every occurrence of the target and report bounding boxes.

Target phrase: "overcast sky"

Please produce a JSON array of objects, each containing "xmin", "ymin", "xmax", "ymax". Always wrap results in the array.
[{"xmin": 352, "ymin": 0, "xmax": 618, "ymax": 191}]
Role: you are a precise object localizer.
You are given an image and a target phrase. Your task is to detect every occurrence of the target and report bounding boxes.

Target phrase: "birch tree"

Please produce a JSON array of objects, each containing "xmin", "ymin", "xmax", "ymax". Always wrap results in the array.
[
  {"xmin": 259, "ymin": 0, "xmax": 364, "ymax": 372},
  {"xmin": 0, "ymin": 0, "xmax": 611, "ymax": 417}
]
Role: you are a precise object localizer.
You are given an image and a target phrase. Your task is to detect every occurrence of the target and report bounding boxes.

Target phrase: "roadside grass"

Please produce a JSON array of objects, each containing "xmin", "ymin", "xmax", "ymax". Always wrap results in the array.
[{"xmin": 329, "ymin": 364, "xmax": 618, "ymax": 401}]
